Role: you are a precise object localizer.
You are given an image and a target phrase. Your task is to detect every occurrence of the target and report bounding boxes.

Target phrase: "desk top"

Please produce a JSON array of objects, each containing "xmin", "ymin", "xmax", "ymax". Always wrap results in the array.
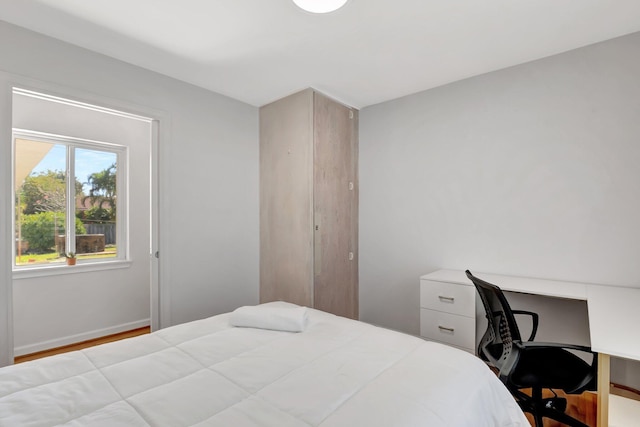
[
  {"xmin": 421, "ymin": 269, "xmax": 640, "ymax": 362},
  {"xmin": 421, "ymin": 269, "xmax": 588, "ymax": 301},
  {"xmin": 587, "ymin": 285, "xmax": 640, "ymax": 360}
]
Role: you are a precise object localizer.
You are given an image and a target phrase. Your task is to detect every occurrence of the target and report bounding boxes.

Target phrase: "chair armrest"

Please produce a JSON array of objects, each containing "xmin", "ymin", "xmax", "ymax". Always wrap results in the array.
[
  {"xmin": 512, "ymin": 310, "xmax": 539, "ymax": 341},
  {"xmin": 516, "ymin": 341, "xmax": 594, "ymax": 355}
]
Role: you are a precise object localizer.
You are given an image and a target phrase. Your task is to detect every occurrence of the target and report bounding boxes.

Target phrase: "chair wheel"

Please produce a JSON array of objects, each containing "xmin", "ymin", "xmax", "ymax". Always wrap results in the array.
[{"xmin": 543, "ymin": 397, "xmax": 567, "ymax": 412}]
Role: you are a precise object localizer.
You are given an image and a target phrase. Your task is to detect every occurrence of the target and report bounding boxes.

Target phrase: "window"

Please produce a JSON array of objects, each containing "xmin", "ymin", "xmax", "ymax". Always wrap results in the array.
[{"xmin": 13, "ymin": 130, "xmax": 127, "ymax": 269}]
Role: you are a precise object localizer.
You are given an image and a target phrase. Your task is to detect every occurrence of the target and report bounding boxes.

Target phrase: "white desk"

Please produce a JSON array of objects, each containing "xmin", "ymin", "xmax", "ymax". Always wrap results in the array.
[
  {"xmin": 587, "ymin": 285, "xmax": 640, "ymax": 361},
  {"xmin": 419, "ymin": 269, "xmax": 587, "ymax": 353},
  {"xmin": 587, "ymin": 285, "xmax": 640, "ymax": 427},
  {"xmin": 420, "ymin": 269, "xmax": 640, "ymax": 427}
]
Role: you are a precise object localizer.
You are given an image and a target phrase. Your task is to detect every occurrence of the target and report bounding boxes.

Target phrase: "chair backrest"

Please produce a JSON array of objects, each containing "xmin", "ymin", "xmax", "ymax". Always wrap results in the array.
[{"xmin": 465, "ymin": 270, "xmax": 522, "ymax": 369}]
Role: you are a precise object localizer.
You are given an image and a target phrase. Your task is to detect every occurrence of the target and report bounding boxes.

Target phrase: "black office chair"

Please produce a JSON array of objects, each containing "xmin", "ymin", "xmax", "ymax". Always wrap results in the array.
[{"xmin": 465, "ymin": 270, "xmax": 597, "ymax": 427}]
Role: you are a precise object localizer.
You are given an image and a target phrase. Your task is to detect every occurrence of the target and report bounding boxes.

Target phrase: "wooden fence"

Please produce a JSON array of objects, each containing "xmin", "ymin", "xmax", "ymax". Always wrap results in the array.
[{"xmin": 84, "ymin": 223, "xmax": 116, "ymax": 245}]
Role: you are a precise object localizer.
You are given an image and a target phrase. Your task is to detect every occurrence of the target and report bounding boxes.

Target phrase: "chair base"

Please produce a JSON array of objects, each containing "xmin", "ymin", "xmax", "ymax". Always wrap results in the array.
[{"xmin": 513, "ymin": 388, "xmax": 589, "ymax": 427}]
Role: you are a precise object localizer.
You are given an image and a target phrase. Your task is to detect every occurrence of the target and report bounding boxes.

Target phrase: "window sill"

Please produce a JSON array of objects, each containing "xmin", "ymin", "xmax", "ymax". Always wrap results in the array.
[{"xmin": 12, "ymin": 259, "xmax": 132, "ymax": 280}]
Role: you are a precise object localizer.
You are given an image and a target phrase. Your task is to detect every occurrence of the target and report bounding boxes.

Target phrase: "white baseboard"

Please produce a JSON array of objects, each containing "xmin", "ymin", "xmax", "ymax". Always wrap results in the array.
[{"xmin": 13, "ymin": 319, "xmax": 150, "ymax": 357}]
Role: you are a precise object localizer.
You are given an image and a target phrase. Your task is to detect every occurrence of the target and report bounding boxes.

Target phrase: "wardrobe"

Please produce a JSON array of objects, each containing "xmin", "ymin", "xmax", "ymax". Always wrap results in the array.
[{"xmin": 259, "ymin": 89, "xmax": 358, "ymax": 319}]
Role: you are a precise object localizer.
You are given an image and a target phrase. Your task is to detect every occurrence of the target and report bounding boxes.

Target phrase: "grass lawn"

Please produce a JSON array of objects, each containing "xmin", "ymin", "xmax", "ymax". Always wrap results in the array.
[{"xmin": 15, "ymin": 245, "xmax": 117, "ymax": 266}]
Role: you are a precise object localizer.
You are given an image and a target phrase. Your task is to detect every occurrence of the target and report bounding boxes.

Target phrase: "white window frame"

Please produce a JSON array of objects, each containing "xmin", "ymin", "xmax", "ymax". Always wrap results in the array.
[{"xmin": 12, "ymin": 129, "xmax": 129, "ymax": 277}]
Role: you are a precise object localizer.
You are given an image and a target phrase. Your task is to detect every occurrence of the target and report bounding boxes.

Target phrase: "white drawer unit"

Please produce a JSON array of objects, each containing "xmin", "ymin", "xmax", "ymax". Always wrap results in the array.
[
  {"xmin": 420, "ymin": 280, "xmax": 476, "ymax": 316},
  {"xmin": 420, "ymin": 271, "xmax": 477, "ymax": 353},
  {"xmin": 420, "ymin": 308, "xmax": 475, "ymax": 349}
]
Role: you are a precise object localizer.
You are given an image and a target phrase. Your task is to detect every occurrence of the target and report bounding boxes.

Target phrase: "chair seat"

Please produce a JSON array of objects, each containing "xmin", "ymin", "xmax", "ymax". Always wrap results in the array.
[
  {"xmin": 466, "ymin": 270, "xmax": 597, "ymax": 427},
  {"xmin": 511, "ymin": 347, "xmax": 593, "ymax": 392}
]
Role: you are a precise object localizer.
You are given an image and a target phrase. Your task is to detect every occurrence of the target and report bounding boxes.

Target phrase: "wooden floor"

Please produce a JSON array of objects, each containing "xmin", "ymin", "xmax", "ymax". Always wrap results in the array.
[
  {"xmin": 14, "ymin": 326, "xmax": 151, "ymax": 364},
  {"xmin": 521, "ymin": 389, "xmax": 597, "ymax": 427},
  {"xmin": 521, "ymin": 385, "xmax": 640, "ymax": 427},
  {"xmin": 611, "ymin": 383, "xmax": 640, "ymax": 402}
]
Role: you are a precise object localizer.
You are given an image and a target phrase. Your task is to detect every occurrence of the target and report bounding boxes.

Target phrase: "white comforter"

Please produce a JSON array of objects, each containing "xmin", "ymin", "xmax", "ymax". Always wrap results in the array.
[{"xmin": 0, "ymin": 303, "xmax": 529, "ymax": 426}]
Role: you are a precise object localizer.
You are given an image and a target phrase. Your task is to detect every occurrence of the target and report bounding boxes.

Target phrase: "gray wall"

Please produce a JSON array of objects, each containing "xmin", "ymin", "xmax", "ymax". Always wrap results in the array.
[
  {"xmin": 360, "ymin": 32, "xmax": 640, "ymax": 386},
  {"xmin": 11, "ymin": 91, "xmax": 153, "ymax": 356},
  {"xmin": 0, "ymin": 20, "xmax": 259, "ymax": 363}
]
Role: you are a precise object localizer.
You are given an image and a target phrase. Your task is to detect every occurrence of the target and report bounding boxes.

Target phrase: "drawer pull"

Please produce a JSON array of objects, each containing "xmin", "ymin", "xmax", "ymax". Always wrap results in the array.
[
  {"xmin": 438, "ymin": 296, "xmax": 455, "ymax": 303},
  {"xmin": 438, "ymin": 325, "xmax": 455, "ymax": 333}
]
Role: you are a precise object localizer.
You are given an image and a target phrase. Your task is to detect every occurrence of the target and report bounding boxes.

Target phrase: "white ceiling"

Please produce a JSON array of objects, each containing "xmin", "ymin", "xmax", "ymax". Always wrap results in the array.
[{"xmin": 1, "ymin": 0, "xmax": 640, "ymax": 109}]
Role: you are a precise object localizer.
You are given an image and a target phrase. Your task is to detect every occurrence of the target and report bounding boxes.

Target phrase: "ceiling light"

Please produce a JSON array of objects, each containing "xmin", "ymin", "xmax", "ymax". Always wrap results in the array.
[{"xmin": 292, "ymin": 0, "xmax": 349, "ymax": 14}]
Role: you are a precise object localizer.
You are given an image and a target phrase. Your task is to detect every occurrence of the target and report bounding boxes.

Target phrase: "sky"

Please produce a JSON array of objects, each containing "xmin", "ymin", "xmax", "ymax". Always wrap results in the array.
[{"xmin": 31, "ymin": 143, "xmax": 117, "ymax": 193}]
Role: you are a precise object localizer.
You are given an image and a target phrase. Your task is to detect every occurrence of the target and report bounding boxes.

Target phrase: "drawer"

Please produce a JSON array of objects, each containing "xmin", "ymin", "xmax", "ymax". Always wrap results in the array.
[
  {"xmin": 420, "ymin": 308, "xmax": 475, "ymax": 350},
  {"xmin": 420, "ymin": 279, "xmax": 475, "ymax": 317}
]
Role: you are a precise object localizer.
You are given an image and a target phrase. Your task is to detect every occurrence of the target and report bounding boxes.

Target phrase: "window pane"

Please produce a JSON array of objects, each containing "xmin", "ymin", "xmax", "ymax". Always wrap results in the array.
[
  {"xmin": 15, "ymin": 139, "xmax": 67, "ymax": 266},
  {"xmin": 75, "ymin": 149, "xmax": 118, "ymax": 261}
]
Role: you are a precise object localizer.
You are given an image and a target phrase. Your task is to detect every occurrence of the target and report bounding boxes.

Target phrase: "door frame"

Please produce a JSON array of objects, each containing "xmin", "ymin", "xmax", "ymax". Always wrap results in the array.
[{"xmin": 0, "ymin": 72, "xmax": 169, "ymax": 366}]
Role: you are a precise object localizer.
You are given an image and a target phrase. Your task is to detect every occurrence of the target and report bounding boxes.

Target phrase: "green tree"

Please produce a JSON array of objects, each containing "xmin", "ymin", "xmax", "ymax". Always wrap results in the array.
[
  {"xmin": 20, "ymin": 170, "xmax": 65, "ymax": 214},
  {"xmin": 19, "ymin": 170, "xmax": 83, "ymax": 215},
  {"xmin": 77, "ymin": 206, "xmax": 115, "ymax": 224},
  {"xmin": 84, "ymin": 163, "xmax": 117, "ymax": 214},
  {"xmin": 21, "ymin": 212, "xmax": 86, "ymax": 253}
]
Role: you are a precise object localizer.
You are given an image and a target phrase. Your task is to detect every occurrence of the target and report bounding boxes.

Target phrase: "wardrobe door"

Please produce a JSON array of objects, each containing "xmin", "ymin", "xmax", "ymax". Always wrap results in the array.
[
  {"xmin": 260, "ymin": 90, "xmax": 314, "ymax": 306},
  {"xmin": 313, "ymin": 92, "xmax": 359, "ymax": 319}
]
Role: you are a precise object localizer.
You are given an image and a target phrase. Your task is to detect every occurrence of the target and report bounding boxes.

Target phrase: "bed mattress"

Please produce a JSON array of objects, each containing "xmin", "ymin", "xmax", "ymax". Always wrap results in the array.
[{"xmin": 0, "ymin": 302, "xmax": 529, "ymax": 426}]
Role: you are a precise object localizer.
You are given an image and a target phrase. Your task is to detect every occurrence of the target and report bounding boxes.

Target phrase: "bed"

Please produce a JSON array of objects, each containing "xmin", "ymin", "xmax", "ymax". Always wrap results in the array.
[{"xmin": 0, "ymin": 302, "xmax": 529, "ymax": 426}]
